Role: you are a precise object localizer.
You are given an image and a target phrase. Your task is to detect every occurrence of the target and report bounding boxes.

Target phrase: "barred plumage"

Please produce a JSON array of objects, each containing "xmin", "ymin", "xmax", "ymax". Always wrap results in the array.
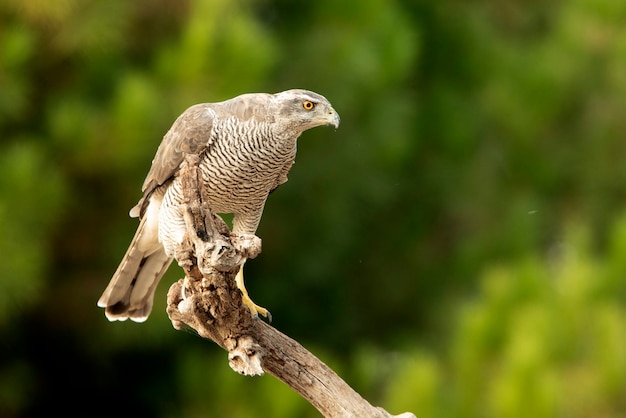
[{"xmin": 98, "ymin": 89, "xmax": 340, "ymax": 322}]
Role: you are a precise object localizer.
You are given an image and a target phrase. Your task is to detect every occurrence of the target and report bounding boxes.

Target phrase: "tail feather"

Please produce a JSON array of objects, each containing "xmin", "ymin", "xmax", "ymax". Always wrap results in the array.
[{"xmin": 98, "ymin": 215, "xmax": 173, "ymax": 322}]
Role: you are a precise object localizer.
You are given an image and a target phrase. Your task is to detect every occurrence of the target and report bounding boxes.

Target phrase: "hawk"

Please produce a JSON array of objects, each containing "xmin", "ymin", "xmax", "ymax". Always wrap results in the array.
[{"xmin": 98, "ymin": 89, "xmax": 340, "ymax": 322}]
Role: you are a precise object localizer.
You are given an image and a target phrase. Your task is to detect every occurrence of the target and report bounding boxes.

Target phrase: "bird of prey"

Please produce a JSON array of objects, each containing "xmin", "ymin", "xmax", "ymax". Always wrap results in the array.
[{"xmin": 98, "ymin": 89, "xmax": 340, "ymax": 322}]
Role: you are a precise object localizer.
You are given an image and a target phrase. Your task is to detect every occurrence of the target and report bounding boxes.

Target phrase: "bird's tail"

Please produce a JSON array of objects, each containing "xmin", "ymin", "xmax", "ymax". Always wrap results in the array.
[{"xmin": 97, "ymin": 215, "xmax": 172, "ymax": 322}]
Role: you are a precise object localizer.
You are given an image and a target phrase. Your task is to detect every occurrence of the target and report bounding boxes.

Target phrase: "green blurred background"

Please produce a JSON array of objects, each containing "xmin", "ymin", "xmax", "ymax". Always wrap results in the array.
[{"xmin": 1, "ymin": 0, "xmax": 626, "ymax": 417}]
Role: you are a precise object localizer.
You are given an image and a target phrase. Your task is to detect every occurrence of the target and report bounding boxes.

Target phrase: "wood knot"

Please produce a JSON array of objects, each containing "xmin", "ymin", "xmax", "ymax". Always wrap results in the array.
[{"xmin": 228, "ymin": 336, "xmax": 265, "ymax": 376}]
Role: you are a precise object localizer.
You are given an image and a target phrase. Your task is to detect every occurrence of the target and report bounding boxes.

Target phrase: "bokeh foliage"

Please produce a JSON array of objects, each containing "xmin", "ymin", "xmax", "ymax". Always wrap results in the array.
[
  {"xmin": 386, "ymin": 222, "xmax": 626, "ymax": 418},
  {"xmin": 1, "ymin": 0, "xmax": 626, "ymax": 416}
]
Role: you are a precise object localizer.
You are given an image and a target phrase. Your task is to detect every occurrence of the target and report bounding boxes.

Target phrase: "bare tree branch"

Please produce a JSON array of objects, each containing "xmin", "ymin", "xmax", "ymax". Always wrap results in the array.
[{"xmin": 166, "ymin": 155, "xmax": 416, "ymax": 418}]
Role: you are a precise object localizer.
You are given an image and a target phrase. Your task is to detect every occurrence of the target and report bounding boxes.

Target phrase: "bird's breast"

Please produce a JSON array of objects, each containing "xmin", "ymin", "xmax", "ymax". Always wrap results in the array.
[{"xmin": 198, "ymin": 122, "xmax": 297, "ymax": 212}]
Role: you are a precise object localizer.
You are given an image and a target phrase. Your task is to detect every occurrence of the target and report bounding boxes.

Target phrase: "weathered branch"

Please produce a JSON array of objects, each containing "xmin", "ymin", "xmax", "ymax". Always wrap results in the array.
[{"xmin": 166, "ymin": 155, "xmax": 416, "ymax": 418}]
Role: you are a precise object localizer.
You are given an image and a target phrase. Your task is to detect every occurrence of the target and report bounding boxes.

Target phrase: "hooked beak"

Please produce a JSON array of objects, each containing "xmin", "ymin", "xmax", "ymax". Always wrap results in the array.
[{"xmin": 326, "ymin": 107, "xmax": 340, "ymax": 129}]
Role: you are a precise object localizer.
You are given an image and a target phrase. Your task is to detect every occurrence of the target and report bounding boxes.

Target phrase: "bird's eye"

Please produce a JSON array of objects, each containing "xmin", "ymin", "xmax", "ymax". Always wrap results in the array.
[{"xmin": 303, "ymin": 100, "xmax": 315, "ymax": 110}]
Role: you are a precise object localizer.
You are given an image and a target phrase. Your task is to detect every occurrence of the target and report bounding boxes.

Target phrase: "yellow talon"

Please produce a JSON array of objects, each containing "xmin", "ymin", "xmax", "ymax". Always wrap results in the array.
[{"xmin": 235, "ymin": 266, "xmax": 271, "ymax": 322}]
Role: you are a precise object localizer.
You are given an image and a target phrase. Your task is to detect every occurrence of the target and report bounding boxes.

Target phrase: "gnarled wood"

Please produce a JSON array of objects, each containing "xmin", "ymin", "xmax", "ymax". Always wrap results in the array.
[{"xmin": 166, "ymin": 155, "xmax": 416, "ymax": 418}]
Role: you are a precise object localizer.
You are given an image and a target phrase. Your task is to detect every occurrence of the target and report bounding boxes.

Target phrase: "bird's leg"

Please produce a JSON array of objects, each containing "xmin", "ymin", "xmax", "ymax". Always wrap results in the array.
[{"xmin": 235, "ymin": 265, "xmax": 271, "ymax": 322}]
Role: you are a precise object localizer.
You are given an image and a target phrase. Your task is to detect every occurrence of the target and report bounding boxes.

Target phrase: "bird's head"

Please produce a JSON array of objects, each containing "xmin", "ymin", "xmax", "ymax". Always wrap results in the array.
[{"xmin": 271, "ymin": 89, "xmax": 340, "ymax": 134}]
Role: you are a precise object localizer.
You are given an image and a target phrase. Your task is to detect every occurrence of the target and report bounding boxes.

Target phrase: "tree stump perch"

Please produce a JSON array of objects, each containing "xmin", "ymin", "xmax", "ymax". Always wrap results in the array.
[{"xmin": 166, "ymin": 155, "xmax": 416, "ymax": 418}]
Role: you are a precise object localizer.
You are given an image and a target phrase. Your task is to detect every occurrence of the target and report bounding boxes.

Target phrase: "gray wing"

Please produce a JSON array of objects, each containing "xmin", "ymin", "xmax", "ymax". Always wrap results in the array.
[
  {"xmin": 143, "ymin": 103, "xmax": 217, "ymax": 194},
  {"xmin": 130, "ymin": 103, "xmax": 216, "ymax": 217}
]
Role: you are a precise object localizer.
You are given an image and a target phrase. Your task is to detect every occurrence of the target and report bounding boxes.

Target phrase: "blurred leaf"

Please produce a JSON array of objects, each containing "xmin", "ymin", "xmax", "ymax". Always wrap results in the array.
[{"xmin": 0, "ymin": 141, "xmax": 66, "ymax": 325}]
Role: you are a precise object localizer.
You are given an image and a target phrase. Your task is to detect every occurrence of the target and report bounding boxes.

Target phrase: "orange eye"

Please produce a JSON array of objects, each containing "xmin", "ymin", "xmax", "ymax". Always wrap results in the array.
[{"xmin": 303, "ymin": 100, "xmax": 315, "ymax": 110}]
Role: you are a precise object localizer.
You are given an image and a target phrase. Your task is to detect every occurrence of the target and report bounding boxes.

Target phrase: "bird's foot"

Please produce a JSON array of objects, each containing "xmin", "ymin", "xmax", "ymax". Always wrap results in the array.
[
  {"xmin": 241, "ymin": 292, "xmax": 272, "ymax": 323},
  {"xmin": 235, "ymin": 265, "xmax": 271, "ymax": 322}
]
